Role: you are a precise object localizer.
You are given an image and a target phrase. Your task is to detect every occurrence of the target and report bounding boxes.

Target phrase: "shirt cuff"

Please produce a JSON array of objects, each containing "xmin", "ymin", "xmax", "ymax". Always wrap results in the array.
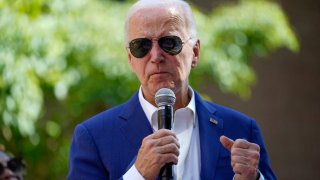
[
  {"xmin": 258, "ymin": 169, "xmax": 265, "ymax": 180},
  {"xmin": 232, "ymin": 170, "xmax": 264, "ymax": 180},
  {"xmin": 123, "ymin": 164, "xmax": 145, "ymax": 180}
]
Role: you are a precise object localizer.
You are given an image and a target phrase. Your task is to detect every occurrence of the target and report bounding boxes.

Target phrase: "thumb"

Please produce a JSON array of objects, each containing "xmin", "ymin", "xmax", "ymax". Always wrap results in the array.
[{"xmin": 220, "ymin": 135, "xmax": 234, "ymax": 151}]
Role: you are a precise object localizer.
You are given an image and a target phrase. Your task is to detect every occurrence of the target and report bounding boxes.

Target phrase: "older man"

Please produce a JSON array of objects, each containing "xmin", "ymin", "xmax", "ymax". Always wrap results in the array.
[
  {"xmin": 0, "ymin": 147, "xmax": 25, "ymax": 180},
  {"xmin": 68, "ymin": 0, "xmax": 276, "ymax": 179}
]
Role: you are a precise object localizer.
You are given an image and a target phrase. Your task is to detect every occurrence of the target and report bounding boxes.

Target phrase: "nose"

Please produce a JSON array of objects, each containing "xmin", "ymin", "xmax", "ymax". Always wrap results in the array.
[{"xmin": 149, "ymin": 41, "xmax": 165, "ymax": 63}]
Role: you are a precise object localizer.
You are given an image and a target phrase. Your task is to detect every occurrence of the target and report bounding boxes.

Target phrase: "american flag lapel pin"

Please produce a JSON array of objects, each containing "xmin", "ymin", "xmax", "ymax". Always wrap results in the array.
[{"xmin": 209, "ymin": 118, "xmax": 218, "ymax": 125}]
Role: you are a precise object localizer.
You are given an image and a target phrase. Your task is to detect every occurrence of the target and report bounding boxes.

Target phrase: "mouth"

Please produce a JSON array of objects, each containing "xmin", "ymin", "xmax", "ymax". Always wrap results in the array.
[
  {"xmin": 149, "ymin": 71, "xmax": 169, "ymax": 77},
  {"xmin": 152, "ymin": 71, "xmax": 168, "ymax": 75}
]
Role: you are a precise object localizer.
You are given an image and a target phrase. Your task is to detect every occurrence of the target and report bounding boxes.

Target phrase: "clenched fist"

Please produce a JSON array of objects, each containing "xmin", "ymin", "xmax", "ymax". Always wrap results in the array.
[
  {"xmin": 135, "ymin": 129, "xmax": 180, "ymax": 180},
  {"xmin": 220, "ymin": 135, "xmax": 260, "ymax": 180}
]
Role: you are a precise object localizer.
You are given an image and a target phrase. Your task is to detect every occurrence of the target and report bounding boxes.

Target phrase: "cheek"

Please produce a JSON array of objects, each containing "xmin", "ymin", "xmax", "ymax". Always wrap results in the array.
[
  {"xmin": 181, "ymin": 64, "xmax": 191, "ymax": 78},
  {"xmin": 131, "ymin": 61, "xmax": 147, "ymax": 80},
  {"xmin": 176, "ymin": 56, "xmax": 192, "ymax": 77}
]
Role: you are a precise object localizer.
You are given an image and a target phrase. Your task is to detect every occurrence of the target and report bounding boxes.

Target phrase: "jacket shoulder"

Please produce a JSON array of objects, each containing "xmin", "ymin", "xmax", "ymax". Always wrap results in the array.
[{"xmin": 79, "ymin": 92, "xmax": 140, "ymax": 132}]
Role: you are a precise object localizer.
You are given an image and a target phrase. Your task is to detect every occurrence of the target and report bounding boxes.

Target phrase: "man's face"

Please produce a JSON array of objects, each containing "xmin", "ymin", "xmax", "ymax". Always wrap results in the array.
[
  {"xmin": 0, "ymin": 153, "xmax": 16, "ymax": 180},
  {"xmin": 127, "ymin": 6, "xmax": 199, "ymax": 103}
]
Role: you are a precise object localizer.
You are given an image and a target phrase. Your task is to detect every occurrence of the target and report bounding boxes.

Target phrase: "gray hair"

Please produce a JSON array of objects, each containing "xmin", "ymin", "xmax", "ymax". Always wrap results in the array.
[{"xmin": 124, "ymin": 0, "xmax": 198, "ymax": 45}]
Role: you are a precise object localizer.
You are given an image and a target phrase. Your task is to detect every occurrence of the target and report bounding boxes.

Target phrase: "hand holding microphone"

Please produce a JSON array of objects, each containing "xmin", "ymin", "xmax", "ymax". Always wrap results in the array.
[{"xmin": 135, "ymin": 88, "xmax": 179, "ymax": 180}]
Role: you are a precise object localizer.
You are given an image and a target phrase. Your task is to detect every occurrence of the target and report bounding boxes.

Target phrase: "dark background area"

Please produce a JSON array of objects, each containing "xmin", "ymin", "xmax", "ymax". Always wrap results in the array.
[{"xmin": 190, "ymin": 0, "xmax": 320, "ymax": 179}]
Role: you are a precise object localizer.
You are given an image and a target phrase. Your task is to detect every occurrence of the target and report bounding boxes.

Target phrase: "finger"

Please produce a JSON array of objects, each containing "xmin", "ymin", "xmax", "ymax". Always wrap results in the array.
[
  {"xmin": 161, "ymin": 153, "xmax": 179, "ymax": 165},
  {"xmin": 249, "ymin": 143, "xmax": 260, "ymax": 151},
  {"xmin": 234, "ymin": 139, "xmax": 260, "ymax": 151},
  {"xmin": 220, "ymin": 135, "xmax": 234, "ymax": 151},
  {"xmin": 231, "ymin": 148, "xmax": 260, "ymax": 162},
  {"xmin": 156, "ymin": 143, "xmax": 180, "ymax": 156},
  {"xmin": 231, "ymin": 155, "xmax": 250, "ymax": 167},
  {"xmin": 148, "ymin": 151, "xmax": 179, "ymax": 168},
  {"xmin": 233, "ymin": 139, "xmax": 250, "ymax": 149},
  {"xmin": 152, "ymin": 129, "xmax": 177, "ymax": 139},
  {"xmin": 156, "ymin": 135, "xmax": 180, "ymax": 148},
  {"xmin": 231, "ymin": 147, "xmax": 252, "ymax": 157}
]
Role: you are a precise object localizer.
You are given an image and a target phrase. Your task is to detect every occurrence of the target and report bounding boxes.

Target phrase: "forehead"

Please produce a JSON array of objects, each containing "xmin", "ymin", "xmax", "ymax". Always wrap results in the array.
[{"xmin": 128, "ymin": 5, "xmax": 187, "ymax": 38}]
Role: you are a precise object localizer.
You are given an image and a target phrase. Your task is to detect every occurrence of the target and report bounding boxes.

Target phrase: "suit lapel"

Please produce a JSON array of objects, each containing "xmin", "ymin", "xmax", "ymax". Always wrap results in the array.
[
  {"xmin": 119, "ymin": 92, "xmax": 153, "ymax": 152},
  {"xmin": 195, "ymin": 92, "xmax": 223, "ymax": 179}
]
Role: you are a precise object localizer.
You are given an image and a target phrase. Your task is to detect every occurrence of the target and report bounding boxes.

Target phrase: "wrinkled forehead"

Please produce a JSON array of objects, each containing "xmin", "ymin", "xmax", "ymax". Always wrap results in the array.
[{"xmin": 128, "ymin": 6, "xmax": 187, "ymax": 37}]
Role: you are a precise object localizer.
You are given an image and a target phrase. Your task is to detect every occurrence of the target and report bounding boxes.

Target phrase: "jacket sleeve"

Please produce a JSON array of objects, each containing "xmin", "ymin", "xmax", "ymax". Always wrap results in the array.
[
  {"xmin": 251, "ymin": 119, "xmax": 277, "ymax": 180},
  {"xmin": 67, "ymin": 124, "xmax": 109, "ymax": 180}
]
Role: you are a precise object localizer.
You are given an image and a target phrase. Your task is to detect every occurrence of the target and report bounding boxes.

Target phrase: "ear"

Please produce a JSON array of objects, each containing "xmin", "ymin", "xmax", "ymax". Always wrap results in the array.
[{"xmin": 191, "ymin": 39, "xmax": 200, "ymax": 68}]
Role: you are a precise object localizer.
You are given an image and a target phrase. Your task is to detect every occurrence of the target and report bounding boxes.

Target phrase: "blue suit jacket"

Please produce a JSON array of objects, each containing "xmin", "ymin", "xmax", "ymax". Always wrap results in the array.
[{"xmin": 68, "ymin": 91, "xmax": 276, "ymax": 180}]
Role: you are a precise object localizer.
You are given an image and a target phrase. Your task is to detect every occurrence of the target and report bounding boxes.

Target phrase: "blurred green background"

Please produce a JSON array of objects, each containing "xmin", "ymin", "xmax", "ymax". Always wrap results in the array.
[{"xmin": 0, "ymin": 0, "xmax": 305, "ymax": 179}]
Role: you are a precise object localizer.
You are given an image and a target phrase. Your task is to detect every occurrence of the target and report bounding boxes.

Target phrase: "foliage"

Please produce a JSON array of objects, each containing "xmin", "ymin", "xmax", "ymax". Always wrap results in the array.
[
  {"xmin": 0, "ymin": 0, "xmax": 298, "ymax": 179},
  {"xmin": 192, "ymin": 0, "xmax": 299, "ymax": 98}
]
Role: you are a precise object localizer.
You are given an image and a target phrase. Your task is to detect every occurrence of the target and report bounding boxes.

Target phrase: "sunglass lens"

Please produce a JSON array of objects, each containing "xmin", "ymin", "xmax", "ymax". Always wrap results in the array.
[
  {"xmin": 7, "ymin": 158, "xmax": 24, "ymax": 172},
  {"xmin": 159, "ymin": 36, "xmax": 183, "ymax": 55},
  {"xmin": 129, "ymin": 38, "xmax": 152, "ymax": 58}
]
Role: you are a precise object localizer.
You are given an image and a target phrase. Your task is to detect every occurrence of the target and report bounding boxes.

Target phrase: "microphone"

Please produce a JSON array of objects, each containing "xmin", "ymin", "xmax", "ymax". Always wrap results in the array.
[{"xmin": 155, "ymin": 88, "xmax": 176, "ymax": 180}]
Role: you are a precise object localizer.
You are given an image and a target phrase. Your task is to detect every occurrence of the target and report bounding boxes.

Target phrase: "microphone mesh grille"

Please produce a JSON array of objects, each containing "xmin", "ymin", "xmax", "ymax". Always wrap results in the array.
[{"xmin": 155, "ymin": 88, "xmax": 176, "ymax": 107}]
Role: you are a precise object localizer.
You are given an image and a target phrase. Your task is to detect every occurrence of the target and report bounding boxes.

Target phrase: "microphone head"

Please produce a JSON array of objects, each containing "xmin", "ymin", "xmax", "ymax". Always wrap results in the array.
[{"xmin": 155, "ymin": 88, "xmax": 176, "ymax": 107}]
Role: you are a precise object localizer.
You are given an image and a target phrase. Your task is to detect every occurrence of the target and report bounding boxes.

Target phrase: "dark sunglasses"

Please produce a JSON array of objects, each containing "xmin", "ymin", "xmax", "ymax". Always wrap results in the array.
[
  {"xmin": 128, "ymin": 35, "xmax": 190, "ymax": 58},
  {"xmin": 0, "ymin": 157, "xmax": 25, "ymax": 177}
]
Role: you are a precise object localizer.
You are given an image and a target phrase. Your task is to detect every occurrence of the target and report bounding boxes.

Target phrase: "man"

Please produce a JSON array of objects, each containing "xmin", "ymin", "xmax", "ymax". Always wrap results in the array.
[
  {"xmin": 68, "ymin": 0, "xmax": 276, "ymax": 179},
  {"xmin": 0, "ymin": 146, "xmax": 26, "ymax": 180}
]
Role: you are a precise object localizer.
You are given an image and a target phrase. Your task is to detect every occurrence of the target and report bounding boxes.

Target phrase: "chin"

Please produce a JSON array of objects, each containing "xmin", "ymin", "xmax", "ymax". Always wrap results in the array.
[{"xmin": 152, "ymin": 83, "xmax": 175, "ymax": 93}]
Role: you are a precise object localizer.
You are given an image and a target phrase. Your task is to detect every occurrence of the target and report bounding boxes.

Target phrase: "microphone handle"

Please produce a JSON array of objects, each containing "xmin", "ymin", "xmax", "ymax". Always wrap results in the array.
[
  {"xmin": 158, "ymin": 105, "xmax": 173, "ymax": 129},
  {"xmin": 158, "ymin": 105, "xmax": 173, "ymax": 180},
  {"xmin": 159, "ymin": 164, "xmax": 173, "ymax": 180}
]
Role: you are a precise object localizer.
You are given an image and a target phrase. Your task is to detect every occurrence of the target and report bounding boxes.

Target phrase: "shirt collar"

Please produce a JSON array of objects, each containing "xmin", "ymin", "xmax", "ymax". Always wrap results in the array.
[
  {"xmin": 138, "ymin": 86, "xmax": 196, "ymax": 126},
  {"xmin": 138, "ymin": 87, "xmax": 158, "ymax": 124}
]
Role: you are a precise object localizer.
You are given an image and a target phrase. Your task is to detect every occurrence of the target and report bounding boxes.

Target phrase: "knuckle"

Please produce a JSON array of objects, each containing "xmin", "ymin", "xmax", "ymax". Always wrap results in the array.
[
  {"xmin": 174, "ymin": 155, "xmax": 179, "ymax": 163},
  {"xmin": 234, "ymin": 163, "xmax": 240, "ymax": 169},
  {"xmin": 231, "ymin": 161, "xmax": 236, "ymax": 168},
  {"xmin": 250, "ymin": 151, "xmax": 260, "ymax": 160},
  {"xmin": 234, "ymin": 139, "xmax": 242, "ymax": 146},
  {"xmin": 174, "ymin": 146, "xmax": 180, "ymax": 156},
  {"xmin": 170, "ymin": 153, "xmax": 179, "ymax": 163},
  {"xmin": 230, "ymin": 147, "xmax": 237, "ymax": 155},
  {"xmin": 156, "ymin": 129, "xmax": 166, "ymax": 136},
  {"xmin": 142, "ymin": 137, "xmax": 148, "ymax": 144},
  {"xmin": 231, "ymin": 155, "xmax": 236, "ymax": 162},
  {"xmin": 255, "ymin": 144, "xmax": 260, "ymax": 151},
  {"xmin": 168, "ymin": 135, "xmax": 175, "ymax": 142},
  {"xmin": 169, "ymin": 144, "xmax": 179, "ymax": 154},
  {"xmin": 167, "ymin": 144, "xmax": 175, "ymax": 151},
  {"xmin": 144, "ymin": 140, "xmax": 153, "ymax": 148},
  {"xmin": 250, "ymin": 143, "xmax": 260, "ymax": 150},
  {"xmin": 236, "ymin": 138, "xmax": 248, "ymax": 144}
]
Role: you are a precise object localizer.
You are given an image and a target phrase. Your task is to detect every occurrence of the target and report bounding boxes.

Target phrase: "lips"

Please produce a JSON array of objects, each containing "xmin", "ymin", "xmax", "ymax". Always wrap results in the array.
[
  {"xmin": 149, "ymin": 71, "xmax": 169, "ymax": 77},
  {"xmin": 152, "ymin": 72, "xmax": 168, "ymax": 75}
]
